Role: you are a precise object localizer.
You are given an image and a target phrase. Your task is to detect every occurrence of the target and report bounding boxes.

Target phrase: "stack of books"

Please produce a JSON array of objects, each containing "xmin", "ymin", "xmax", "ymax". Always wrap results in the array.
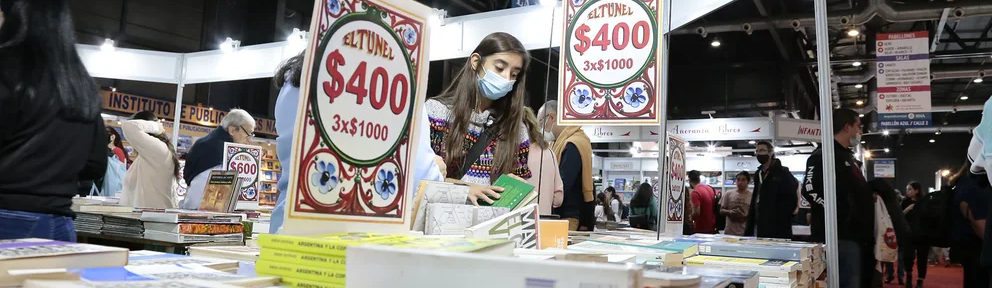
[
  {"xmin": 647, "ymin": 265, "xmax": 760, "ymax": 288},
  {"xmin": 74, "ymin": 212, "xmax": 104, "ymax": 234},
  {"xmin": 188, "ymin": 246, "xmax": 261, "ymax": 263},
  {"xmin": 125, "ymin": 250, "xmax": 240, "ymax": 273},
  {"xmin": 101, "ymin": 212, "xmax": 145, "ymax": 238},
  {"xmin": 684, "ymin": 255, "xmax": 801, "ymax": 288},
  {"xmin": 0, "ymin": 238, "xmax": 128, "ymax": 286},
  {"xmin": 255, "ymin": 233, "xmax": 514, "ymax": 288},
  {"xmin": 140, "ymin": 210, "xmax": 244, "ymax": 244}
]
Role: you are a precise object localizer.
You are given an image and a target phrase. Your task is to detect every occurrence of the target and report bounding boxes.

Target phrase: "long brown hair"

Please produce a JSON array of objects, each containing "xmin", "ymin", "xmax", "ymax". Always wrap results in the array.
[
  {"xmin": 598, "ymin": 192, "xmax": 616, "ymax": 222},
  {"xmin": 131, "ymin": 111, "xmax": 180, "ymax": 180},
  {"xmin": 434, "ymin": 32, "xmax": 530, "ymax": 183}
]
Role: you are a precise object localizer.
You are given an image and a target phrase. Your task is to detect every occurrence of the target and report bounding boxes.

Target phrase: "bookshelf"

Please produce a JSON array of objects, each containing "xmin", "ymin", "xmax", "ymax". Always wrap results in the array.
[{"xmin": 259, "ymin": 150, "xmax": 282, "ymax": 206}]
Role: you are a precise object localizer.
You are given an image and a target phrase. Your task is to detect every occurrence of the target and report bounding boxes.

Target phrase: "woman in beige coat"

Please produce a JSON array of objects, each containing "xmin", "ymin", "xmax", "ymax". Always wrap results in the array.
[
  {"xmin": 523, "ymin": 108, "xmax": 563, "ymax": 215},
  {"xmin": 120, "ymin": 111, "xmax": 180, "ymax": 209}
]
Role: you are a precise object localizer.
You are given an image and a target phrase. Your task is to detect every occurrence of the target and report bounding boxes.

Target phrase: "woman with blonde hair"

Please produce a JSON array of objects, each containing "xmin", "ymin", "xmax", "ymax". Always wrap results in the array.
[{"xmin": 522, "ymin": 107, "xmax": 563, "ymax": 215}]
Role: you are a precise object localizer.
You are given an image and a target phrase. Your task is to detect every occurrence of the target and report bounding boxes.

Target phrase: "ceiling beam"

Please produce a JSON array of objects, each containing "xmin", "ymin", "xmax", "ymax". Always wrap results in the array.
[
  {"xmin": 975, "ymin": 19, "xmax": 992, "ymax": 48},
  {"xmin": 752, "ymin": 0, "xmax": 791, "ymax": 61},
  {"xmin": 944, "ymin": 23, "xmax": 972, "ymax": 50}
]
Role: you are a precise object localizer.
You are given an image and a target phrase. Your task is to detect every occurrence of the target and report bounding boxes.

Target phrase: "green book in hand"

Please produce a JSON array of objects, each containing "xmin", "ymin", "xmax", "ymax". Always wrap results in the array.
[{"xmin": 482, "ymin": 175, "xmax": 536, "ymax": 208}]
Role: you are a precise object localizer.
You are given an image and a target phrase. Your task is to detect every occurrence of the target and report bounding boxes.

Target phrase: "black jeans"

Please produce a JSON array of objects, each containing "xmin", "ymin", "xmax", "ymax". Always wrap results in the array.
[
  {"xmin": 952, "ymin": 237, "xmax": 989, "ymax": 288},
  {"xmin": 902, "ymin": 243, "xmax": 928, "ymax": 281}
]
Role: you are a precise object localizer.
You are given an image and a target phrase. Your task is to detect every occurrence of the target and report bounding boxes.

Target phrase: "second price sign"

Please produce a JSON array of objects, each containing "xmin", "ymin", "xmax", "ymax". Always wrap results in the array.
[{"xmin": 559, "ymin": 0, "xmax": 662, "ymax": 125}]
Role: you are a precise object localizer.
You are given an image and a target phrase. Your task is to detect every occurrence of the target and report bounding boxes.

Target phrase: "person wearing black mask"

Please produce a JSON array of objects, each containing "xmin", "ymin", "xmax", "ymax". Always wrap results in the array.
[{"xmin": 744, "ymin": 141, "xmax": 798, "ymax": 239}]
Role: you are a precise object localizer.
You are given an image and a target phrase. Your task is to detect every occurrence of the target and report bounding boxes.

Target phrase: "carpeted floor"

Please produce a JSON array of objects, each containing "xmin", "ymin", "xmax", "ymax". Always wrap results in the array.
[{"xmin": 880, "ymin": 264, "xmax": 964, "ymax": 288}]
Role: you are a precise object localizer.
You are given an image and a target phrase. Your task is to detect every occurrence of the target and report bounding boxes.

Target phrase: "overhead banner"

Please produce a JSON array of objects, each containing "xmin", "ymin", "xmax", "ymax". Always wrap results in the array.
[
  {"xmin": 102, "ymin": 91, "xmax": 278, "ymax": 136},
  {"xmin": 876, "ymin": 32, "xmax": 932, "ymax": 129},
  {"xmin": 873, "ymin": 159, "xmax": 896, "ymax": 178},
  {"xmin": 285, "ymin": 0, "xmax": 431, "ymax": 234},
  {"xmin": 774, "ymin": 118, "xmax": 822, "ymax": 142},
  {"xmin": 558, "ymin": 0, "xmax": 663, "ymax": 125},
  {"xmin": 640, "ymin": 118, "xmax": 771, "ymax": 142},
  {"xmin": 582, "ymin": 125, "xmax": 641, "ymax": 142},
  {"xmin": 663, "ymin": 135, "xmax": 686, "ymax": 237},
  {"xmin": 223, "ymin": 143, "xmax": 262, "ymax": 203}
]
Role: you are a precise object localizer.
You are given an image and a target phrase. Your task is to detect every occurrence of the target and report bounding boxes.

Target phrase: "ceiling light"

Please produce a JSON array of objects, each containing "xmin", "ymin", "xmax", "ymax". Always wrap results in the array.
[
  {"xmin": 864, "ymin": 151, "xmax": 872, "ymax": 158},
  {"xmin": 882, "ymin": 130, "xmax": 890, "ymax": 136},
  {"xmin": 286, "ymin": 28, "xmax": 307, "ymax": 53},
  {"xmin": 208, "ymin": 107, "xmax": 214, "ymax": 111},
  {"xmin": 884, "ymin": 148, "xmax": 890, "ymax": 153},
  {"xmin": 856, "ymin": 100, "xmax": 864, "ymax": 105},
  {"xmin": 101, "ymin": 38, "xmax": 116, "ymax": 52},
  {"xmin": 941, "ymin": 169, "xmax": 951, "ymax": 177},
  {"xmin": 629, "ymin": 147, "xmax": 637, "ymax": 155},
  {"xmin": 860, "ymin": 140, "xmax": 866, "ymax": 144},
  {"xmin": 707, "ymin": 145, "xmax": 716, "ymax": 152},
  {"xmin": 111, "ymin": 87, "xmax": 117, "ymax": 92},
  {"xmin": 929, "ymin": 139, "xmax": 936, "ymax": 143},
  {"xmin": 220, "ymin": 37, "xmax": 240, "ymax": 53},
  {"xmin": 935, "ymin": 130, "xmax": 941, "ymax": 135},
  {"xmin": 855, "ymin": 84, "xmax": 864, "ymax": 89},
  {"xmin": 847, "ymin": 28, "xmax": 860, "ymax": 37},
  {"xmin": 748, "ymin": 140, "xmax": 756, "ymax": 145},
  {"xmin": 859, "ymin": 114, "xmax": 865, "ymax": 117},
  {"xmin": 711, "ymin": 40, "xmax": 721, "ymax": 47},
  {"xmin": 852, "ymin": 61, "xmax": 863, "ymax": 67},
  {"xmin": 975, "ymin": 78, "xmax": 984, "ymax": 84},
  {"xmin": 961, "ymin": 96, "xmax": 970, "ymax": 100}
]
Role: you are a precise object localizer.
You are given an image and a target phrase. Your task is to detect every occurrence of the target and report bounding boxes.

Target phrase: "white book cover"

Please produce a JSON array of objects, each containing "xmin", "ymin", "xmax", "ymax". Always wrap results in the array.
[
  {"xmin": 347, "ymin": 245, "xmax": 643, "ymax": 288},
  {"xmin": 425, "ymin": 203, "xmax": 510, "ymax": 235},
  {"xmin": 187, "ymin": 246, "xmax": 260, "ymax": 262},
  {"xmin": 568, "ymin": 240, "xmax": 683, "ymax": 266},
  {"xmin": 465, "ymin": 204, "xmax": 539, "ymax": 249},
  {"xmin": 411, "ymin": 181, "xmax": 471, "ymax": 232}
]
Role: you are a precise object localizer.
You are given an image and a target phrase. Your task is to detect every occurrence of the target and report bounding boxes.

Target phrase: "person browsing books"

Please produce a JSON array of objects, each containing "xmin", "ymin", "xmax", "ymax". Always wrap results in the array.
[
  {"xmin": 120, "ymin": 111, "xmax": 180, "ymax": 209},
  {"xmin": 540, "ymin": 100, "xmax": 595, "ymax": 231},
  {"xmin": 522, "ymin": 107, "xmax": 563, "ymax": 215},
  {"xmin": 179, "ymin": 109, "xmax": 256, "ymax": 210},
  {"xmin": 0, "ymin": 0, "xmax": 108, "ymax": 242},
  {"xmin": 266, "ymin": 52, "xmax": 445, "ymax": 234},
  {"xmin": 426, "ymin": 32, "xmax": 533, "ymax": 206}
]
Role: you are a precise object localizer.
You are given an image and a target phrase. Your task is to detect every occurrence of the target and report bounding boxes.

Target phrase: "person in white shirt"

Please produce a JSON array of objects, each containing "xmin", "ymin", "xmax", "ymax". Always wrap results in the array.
[
  {"xmin": 120, "ymin": 111, "xmax": 180, "ymax": 209},
  {"xmin": 606, "ymin": 186, "xmax": 623, "ymax": 221}
]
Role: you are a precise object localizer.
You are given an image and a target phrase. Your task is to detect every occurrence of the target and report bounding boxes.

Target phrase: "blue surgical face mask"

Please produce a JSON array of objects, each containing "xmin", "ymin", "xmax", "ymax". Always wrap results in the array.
[{"xmin": 477, "ymin": 68, "xmax": 515, "ymax": 100}]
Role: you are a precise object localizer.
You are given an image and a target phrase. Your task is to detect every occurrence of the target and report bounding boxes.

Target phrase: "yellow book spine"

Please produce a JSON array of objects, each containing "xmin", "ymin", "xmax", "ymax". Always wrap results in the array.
[
  {"xmin": 255, "ymin": 259, "xmax": 345, "ymax": 284},
  {"xmin": 259, "ymin": 248, "xmax": 346, "ymax": 269},
  {"xmin": 280, "ymin": 276, "xmax": 345, "ymax": 288},
  {"xmin": 257, "ymin": 234, "xmax": 348, "ymax": 257}
]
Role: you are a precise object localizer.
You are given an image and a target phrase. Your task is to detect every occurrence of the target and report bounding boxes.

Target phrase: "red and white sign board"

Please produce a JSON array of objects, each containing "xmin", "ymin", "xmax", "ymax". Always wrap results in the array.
[
  {"xmin": 642, "ymin": 118, "xmax": 772, "ymax": 142},
  {"xmin": 662, "ymin": 135, "xmax": 686, "ymax": 237},
  {"xmin": 223, "ymin": 143, "xmax": 262, "ymax": 204},
  {"xmin": 284, "ymin": 0, "xmax": 432, "ymax": 235},
  {"xmin": 558, "ymin": 0, "xmax": 664, "ymax": 125},
  {"xmin": 774, "ymin": 118, "xmax": 822, "ymax": 142}
]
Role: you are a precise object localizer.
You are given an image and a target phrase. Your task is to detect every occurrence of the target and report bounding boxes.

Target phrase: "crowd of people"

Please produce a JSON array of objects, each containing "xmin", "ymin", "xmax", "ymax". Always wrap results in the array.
[{"xmin": 1, "ymin": 1, "xmax": 990, "ymax": 287}]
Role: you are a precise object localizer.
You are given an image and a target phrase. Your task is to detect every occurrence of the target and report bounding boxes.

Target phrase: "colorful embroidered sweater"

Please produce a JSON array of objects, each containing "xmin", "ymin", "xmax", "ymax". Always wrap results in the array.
[{"xmin": 425, "ymin": 99, "xmax": 532, "ymax": 186}]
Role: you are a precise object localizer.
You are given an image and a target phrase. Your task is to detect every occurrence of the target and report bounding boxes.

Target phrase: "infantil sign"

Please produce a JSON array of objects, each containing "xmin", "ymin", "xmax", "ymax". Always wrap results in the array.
[{"xmin": 558, "ymin": 0, "xmax": 663, "ymax": 125}]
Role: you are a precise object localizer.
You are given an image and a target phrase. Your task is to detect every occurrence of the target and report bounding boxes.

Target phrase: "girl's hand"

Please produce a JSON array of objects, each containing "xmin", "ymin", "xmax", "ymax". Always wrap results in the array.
[{"xmin": 468, "ymin": 184, "xmax": 504, "ymax": 205}]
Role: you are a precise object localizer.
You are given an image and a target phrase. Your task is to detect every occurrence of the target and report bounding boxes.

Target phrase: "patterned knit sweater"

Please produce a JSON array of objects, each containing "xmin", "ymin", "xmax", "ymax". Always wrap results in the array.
[{"xmin": 425, "ymin": 99, "xmax": 532, "ymax": 186}]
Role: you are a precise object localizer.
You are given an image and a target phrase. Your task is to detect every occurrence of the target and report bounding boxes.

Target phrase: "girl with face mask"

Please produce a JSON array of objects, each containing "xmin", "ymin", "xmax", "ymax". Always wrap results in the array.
[{"xmin": 426, "ymin": 32, "xmax": 532, "ymax": 205}]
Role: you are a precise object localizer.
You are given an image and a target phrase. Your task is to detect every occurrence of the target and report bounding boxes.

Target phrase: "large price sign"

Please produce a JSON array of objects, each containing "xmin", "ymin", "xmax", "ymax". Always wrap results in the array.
[
  {"xmin": 284, "ymin": 0, "xmax": 431, "ymax": 235},
  {"xmin": 558, "ymin": 0, "xmax": 662, "ymax": 125},
  {"xmin": 663, "ymin": 135, "xmax": 685, "ymax": 237},
  {"xmin": 223, "ymin": 143, "xmax": 262, "ymax": 203}
]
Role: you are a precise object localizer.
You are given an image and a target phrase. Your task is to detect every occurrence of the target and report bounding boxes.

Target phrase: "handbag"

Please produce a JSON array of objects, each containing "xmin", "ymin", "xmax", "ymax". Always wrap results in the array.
[{"xmin": 874, "ymin": 199, "xmax": 898, "ymax": 263}]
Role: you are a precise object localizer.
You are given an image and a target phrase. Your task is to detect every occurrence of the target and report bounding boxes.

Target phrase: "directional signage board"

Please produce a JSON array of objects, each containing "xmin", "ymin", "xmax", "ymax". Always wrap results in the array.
[{"xmin": 876, "ymin": 32, "xmax": 932, "ymax": 129}]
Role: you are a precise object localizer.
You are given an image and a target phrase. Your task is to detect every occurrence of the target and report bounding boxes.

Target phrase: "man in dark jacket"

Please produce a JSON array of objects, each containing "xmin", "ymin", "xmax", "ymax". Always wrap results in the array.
[
  {"xmin": 744, "ymin": 141, "xmax": 798, "ymax": 239},
  {"xmin": 182, "ymin": 109, "xmax": 256, "ymax": 187},
  {"xmin": 802, "ymin": 108, "xmax": 875, "ymax": 288}
]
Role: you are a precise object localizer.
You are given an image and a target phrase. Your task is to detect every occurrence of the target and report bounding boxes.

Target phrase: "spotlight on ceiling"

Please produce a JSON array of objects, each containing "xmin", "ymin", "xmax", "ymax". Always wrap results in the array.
[
  {"xmin": 935, "ymin": 130, "xmax": 942, "ymax": 135},
  {"xmin": 852, "ymin": 61, "xmax": 863, "ymax": 67},
  {"xmin": 975, "ymin": 78, "xmax": 984, "ymax": 84},
  {"xmin": 711, "ymin": 39, "xmax": 721, "ymax": 47},
  {"xmin": 882, "ymin": 130, "xmax": 890, "ymax": 136},
  {"xmin": 961, "ymin": 95, "xmax": 970, "ymax": 100},
  {"xmin": 855, "ymin": 100, "xmax": 864, "ymax": 105},
  {"xmin": 847, "ymin": 28, "xmax": 860, "ymax": 37},
  {"xmin": 748, "ymin": 140, "xmax": 756, "ymax": 145},
  {"xmin": 101, "ymin": 38, "xmax": 116, "ymax": 52},
  {"xmin": 859, "ymin": 114, "xmax": 865, "ymax": 118},
  {"xmin": 929, "ymin": 139, "xmax": 936, "ymax": 143},
  {"xmin": 220, "ymin": 37, "xmax": 241, "ymax": 53},
  {"xmin": 884, "ymin": 148, "xmax": 890, "ymax": 153},
  {"xmin": 855, "ymin": 84, "xmax": 864, "ymax": 89}
]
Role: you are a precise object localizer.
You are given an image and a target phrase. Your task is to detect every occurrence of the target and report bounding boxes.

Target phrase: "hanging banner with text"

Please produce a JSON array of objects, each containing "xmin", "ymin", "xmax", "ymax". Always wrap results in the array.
[
  {"xmin": 663, "ymin": 135, "xmax": 686, "ymax": 237},
  {"xmin": 223, "ymin": 142, "xmax": 262, "ymax": 203},
  {"xmin": 284, "ymin": 0, "xmax": 431, "ymax": 235},
  {"xmin": 558, "ymin": 0, "xmax": 663, "ymax": 125},
  {"xmin": 102, "ymin": 91, "xmax": 277, "ymax": 136},
  {"xmin": 876, "ymin": 32, "xmax": 932, "ymax": 129}
]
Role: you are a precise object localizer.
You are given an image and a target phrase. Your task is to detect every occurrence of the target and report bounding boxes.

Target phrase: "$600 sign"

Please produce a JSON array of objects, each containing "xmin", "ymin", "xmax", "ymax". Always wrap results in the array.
[
  {"xmin": 223, "ymin": 143, "xmax": 262, "ymax": 202},
  {"xmin": 559, "ymin": 0, "xmax": 662, "ymax": 125}
]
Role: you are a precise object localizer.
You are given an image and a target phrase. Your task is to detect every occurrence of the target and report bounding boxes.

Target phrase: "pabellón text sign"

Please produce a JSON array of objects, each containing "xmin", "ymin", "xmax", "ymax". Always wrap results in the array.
[
  {"xmin": 558, "ymin": 0, "xmax": 663, "ymax": 125},
  {"xmin": 876, "ymin": 31, "xmax": 932, "ymax": 129},
  {"xmin": 284, "ymin": 0, "xmax": 432, "ymax": 235}
]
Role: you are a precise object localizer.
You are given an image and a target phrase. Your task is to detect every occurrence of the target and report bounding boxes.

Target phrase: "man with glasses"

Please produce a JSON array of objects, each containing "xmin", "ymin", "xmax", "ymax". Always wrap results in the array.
[{"xmin": 179, "ymin": 109, "xmax": 257, "ymax": 209}]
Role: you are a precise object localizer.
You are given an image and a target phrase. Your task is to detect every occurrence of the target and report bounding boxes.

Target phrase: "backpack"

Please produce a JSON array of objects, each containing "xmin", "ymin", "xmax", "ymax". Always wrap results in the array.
[
  {"xmin": 917, "ymin": 185, "xmax": 955, "ymax": 248},
  {"xmin": 93, "ymin": 155, "xmax": 126, "ymax": 197}
]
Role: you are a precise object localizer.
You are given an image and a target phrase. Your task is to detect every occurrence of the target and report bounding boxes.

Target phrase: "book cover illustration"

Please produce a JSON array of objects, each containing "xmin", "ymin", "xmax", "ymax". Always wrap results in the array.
[
  {"xmin": 410, "ymin": 181, "xmax": 471, "ymax": 231},
  {"xmin": 144, "ymin": 223, "xmax": 244, "ymax": 235},
  {"xmin": 425, "ymin": 203, "xmax": 473, "ymax": 235},
  {"xmin": 222, "ymin": 142, "xmax": 262, "ymax": 203},
  {"xmin": 198, "ymin": 171, "xmax": 238, "ymax": 213},
  {"xmin": 465, "ymin": 203, "xmax": 539, "ymax": 249},
  {"xmin": 283, "ymin": 0, "xmax": 432, "ymax": 235}
]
